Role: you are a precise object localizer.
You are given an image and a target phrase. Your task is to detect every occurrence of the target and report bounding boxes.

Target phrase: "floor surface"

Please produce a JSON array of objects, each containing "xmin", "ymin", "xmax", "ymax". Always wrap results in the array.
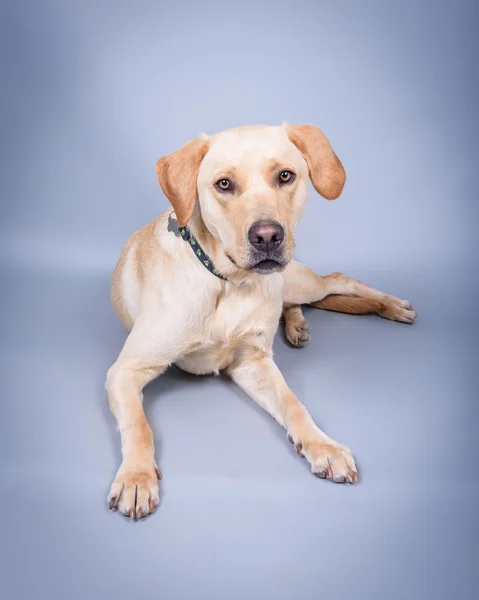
[{"xmin": 1, "ymin": 263, "xmax": 477, "ymax": 600}]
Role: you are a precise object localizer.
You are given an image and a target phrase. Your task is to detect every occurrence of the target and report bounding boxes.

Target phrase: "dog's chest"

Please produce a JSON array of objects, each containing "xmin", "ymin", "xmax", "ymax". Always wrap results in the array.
[
  {"xmin": 175, "ymin": 279, "xmax": 283, "ymax": 375},
  {"xmin": 211, "ymin": 288, "xmax": 270, "ymax": 338}
]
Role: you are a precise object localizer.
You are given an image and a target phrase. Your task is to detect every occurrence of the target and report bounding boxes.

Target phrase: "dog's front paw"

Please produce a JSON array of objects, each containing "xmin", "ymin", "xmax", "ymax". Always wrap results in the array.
[
  {"xmin": 108, "ymin": 462, "xmax": 161, "ymax": 519},
  {"xmin": 285, "ymin": 317, "xmax": 311, "ymax": 348},
  {"xmin": 308, "ymin": 441, "xmax": 358, "ymax": 483},
  {"xmin": 290, "ymin": 435, "xmax": 358, "ymax": 483},
  {"xmin": 379, "ymin": 296, "xmax": 416, "ymax": 324}
]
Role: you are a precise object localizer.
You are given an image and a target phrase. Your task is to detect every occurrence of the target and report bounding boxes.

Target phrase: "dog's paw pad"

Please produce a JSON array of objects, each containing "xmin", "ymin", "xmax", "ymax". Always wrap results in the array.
[{"xmin": 287, "ymin": 433, "xmax": 304, "ymax": 455}]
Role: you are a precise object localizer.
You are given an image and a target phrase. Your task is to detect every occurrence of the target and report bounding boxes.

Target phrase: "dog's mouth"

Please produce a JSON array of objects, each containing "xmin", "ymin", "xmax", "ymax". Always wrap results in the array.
[
  {"xmin": 226, "ymin": 253, "xmax": 287, "ymax": 274},
  {"xmin": 247, "ymin": 247, "xmax": 288, "ymax": 273},
  {"xmin": 249, "ymin": 258, "xmax": 285, "ymax": 273}
]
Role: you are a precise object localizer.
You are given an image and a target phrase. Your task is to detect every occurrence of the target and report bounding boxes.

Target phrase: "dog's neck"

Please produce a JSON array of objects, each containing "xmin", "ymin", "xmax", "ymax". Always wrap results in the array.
[{"xmin": 187, "ymin": 214, "xmax": 238, "ymax": 281}]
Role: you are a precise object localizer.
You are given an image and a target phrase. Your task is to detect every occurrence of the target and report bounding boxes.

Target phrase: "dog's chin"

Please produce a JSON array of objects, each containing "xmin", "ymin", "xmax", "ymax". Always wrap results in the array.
[
  {"xmin": 249, "ymin": 259, "xmax": 287, "ymax": 274},
  {"xmin": 226, "ymin": 252, "xmax": 288, "ymax": 274}
]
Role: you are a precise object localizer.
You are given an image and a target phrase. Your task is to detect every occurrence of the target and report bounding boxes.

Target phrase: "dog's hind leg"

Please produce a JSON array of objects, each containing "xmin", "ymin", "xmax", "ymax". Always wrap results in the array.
[{"xmin": 282, "ymin": 261, "xmax": 416, "ymax": 347}]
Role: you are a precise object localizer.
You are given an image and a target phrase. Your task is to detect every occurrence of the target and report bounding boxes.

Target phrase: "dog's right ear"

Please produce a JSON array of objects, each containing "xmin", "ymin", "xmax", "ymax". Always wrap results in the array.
[{"xmin": 156, "ymin": 136, "xmax": 210, "ymax": 227}]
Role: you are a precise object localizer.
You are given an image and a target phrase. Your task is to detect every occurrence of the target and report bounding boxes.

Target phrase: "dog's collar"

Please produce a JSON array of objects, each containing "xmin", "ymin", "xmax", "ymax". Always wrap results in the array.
[{"xmin": 178, "ymin": 224, "xmax": 228, "ymax": 282}]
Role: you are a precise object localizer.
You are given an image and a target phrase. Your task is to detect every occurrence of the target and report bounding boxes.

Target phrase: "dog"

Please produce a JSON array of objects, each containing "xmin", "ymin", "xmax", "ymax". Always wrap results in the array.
[{"xmin": 106, "ymin": 123, "xmax": 416, "ymax": 519}]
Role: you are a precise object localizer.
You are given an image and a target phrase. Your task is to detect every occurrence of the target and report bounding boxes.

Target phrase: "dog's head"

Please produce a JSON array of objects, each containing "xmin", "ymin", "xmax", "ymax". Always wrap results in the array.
[{"xmin": 156, "ymin": 123, "xmax": 345, "ymax": 274}]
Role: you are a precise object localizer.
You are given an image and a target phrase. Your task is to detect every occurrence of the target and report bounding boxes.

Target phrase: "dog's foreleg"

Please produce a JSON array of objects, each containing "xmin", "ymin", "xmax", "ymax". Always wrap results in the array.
[
  {"xmin": 228, "ymin": 354, "xmax": 358, "ymax": 483},
  {"xmin": 105, "ymin": 319, "xmax": 189, "ymax": 519}
]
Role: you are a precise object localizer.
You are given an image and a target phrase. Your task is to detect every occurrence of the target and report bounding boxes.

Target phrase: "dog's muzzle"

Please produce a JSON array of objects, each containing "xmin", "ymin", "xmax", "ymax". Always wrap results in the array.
[{"xmin": 246, "ymin": 220, "xmax": 287, "ymax": 273}]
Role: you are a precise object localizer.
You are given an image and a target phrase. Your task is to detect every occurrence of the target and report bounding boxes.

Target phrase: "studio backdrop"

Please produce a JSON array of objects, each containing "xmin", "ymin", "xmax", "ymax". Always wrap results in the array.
[{"xmin": 1, "ymin": 2, "xmax": 477, "ymax": 600}]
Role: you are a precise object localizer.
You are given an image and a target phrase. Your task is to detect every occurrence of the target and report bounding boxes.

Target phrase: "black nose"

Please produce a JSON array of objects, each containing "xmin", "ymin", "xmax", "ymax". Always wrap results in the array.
[{"xmin": 248, "ymin": 220, "xmax": 285, "ymax": 253}]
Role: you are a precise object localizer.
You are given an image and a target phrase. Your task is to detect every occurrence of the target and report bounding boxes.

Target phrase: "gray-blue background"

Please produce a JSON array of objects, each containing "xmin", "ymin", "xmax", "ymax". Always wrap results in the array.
[{"xmin": 1, "ymin": 1, "xmax": 477, "ymax": 599}]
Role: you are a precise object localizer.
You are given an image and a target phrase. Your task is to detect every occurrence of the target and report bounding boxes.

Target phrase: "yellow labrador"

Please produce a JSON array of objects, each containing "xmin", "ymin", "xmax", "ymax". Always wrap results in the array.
[{"xmin": 106, "ymin": 123, "xmax": 416, "ymax": 518}]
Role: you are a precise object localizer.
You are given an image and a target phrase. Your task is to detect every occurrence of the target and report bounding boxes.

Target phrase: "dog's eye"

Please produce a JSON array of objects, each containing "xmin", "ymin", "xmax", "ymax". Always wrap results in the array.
[
  {"xmin": 278, "ymin": 170, "xmax": 295, "ymax": 184},
  {"xmin": 215, "ymin": 178, "xmax": 233, "ymax": 192}
]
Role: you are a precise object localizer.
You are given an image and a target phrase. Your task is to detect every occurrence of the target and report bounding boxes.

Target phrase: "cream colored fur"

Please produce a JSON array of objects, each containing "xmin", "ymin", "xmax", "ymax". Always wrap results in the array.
[{"xmin": 106, "ymin": 123, "xmax": 416, "ymax": 519}]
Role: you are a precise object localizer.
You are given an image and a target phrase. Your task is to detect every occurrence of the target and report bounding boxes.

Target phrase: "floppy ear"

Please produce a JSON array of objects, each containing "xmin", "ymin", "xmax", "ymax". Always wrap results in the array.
[
  {"xmin": 156, "ymin": 137, "xmax": 210, "ymax": 226},
  {"xmin": 285, "ymin": 123, "xmax": 346, "ymax": 200}
]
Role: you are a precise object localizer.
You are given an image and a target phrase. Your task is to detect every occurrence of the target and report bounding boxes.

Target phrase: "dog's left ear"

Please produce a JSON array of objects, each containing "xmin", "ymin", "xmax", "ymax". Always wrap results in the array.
[
  {"xmin": 285, "ymin": 123, "xmax": 346, "ymax": 200},
  {"xmin": 156, "ymin": 136, "xmax": 210, "ymax": 226}
]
